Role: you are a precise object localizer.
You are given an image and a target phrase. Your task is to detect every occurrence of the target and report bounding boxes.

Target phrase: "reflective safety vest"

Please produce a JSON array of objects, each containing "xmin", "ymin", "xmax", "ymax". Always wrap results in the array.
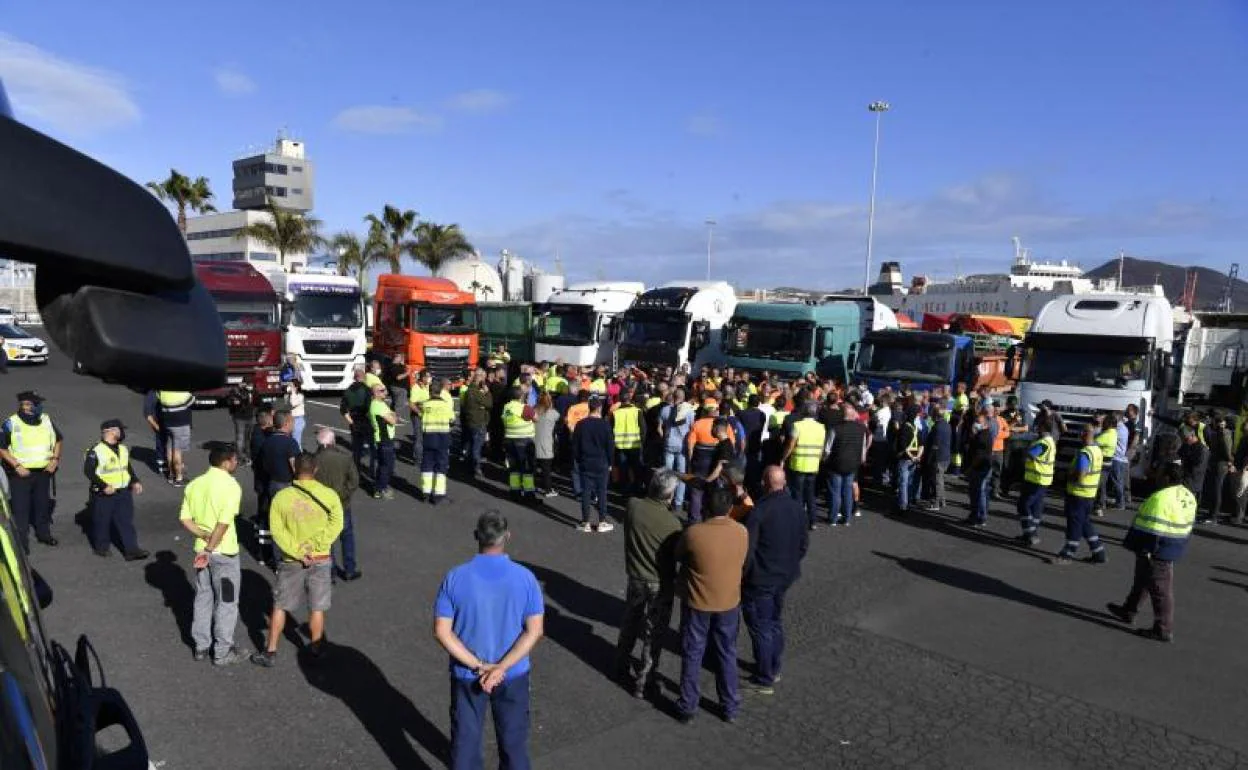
[
  {"xmin": 1095, "ymin": 428, "xmax": 1118, "ymax": 461},
  {"xmin": 613, "ymin": 405, "xmax": 642, "ymax": 450},
  {"xmin": 370, "ymin": 399, "xmax": 395, "ymax": 443},
  {"xmin": 1065, "ymin": 444, "xmax": 1103, "ymax": 498},
  {"xmin": 787, "ymin": 418, "xmax": 826, "ymax": 474},
  {"xmin": 1132, "ymin": 484, "xmax": 1196, "ymax": 539},
  {"xmin": 158, "ymin": 390, "xmax": 194, "ymax": 411},
  {"xmin": 905, "ymin": 427, "xmax": 920, "ymax": 454},
  {"xmin": 769, "ymin": 409, "xmax": 790, "ymax": 431},
  {"xmin": 589, "ymin": 379, "xmax": 607, "ymax": 394},
  {"xmin": 8, "ymin": 414, "xmax": 55, "ymax": 470},
  {"xmin": 421, "ymin": 397, "xmax": 454, "ymax": 434},
  {"xmin": 487, "ymin": 350, "xmax": 511, "ymax": 367},
  {"xmin": 992, "ymin": 416, "xmax": 1010, "ymax": 453},
  {"xmin": 411, "ymin": 384, "xmax": 431, "ymax": 406},
  {"xmin": 545, "ymin": 375, "xmax": 568, "ymax": 395},
  {"xmin": 92, "ymin": 442, "xmax": 131, "ymax": 488},
  {"xmin": 645, "ymin": 396, "xmax": 662, "ymax": 410},
  {"xmin": 953, "ymin": 393, "xmax": 970, "ymax": 412},
  {"xmin": 1023, "ymin": 435, "xmax": 1056, "ymax": 487},
  {"xmin": 502, "ymin": 401, "xmax": 534, "ymax": 440}
]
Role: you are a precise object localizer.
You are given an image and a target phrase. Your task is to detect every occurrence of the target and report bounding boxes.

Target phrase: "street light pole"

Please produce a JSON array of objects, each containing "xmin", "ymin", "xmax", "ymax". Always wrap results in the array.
[
  {"xmin": 705, "ymin": 219, "xmax": 717, "ymax": 280},
  {"xmin": 864, "ymin": 100, "xmax": 890, "ymax": 294}
]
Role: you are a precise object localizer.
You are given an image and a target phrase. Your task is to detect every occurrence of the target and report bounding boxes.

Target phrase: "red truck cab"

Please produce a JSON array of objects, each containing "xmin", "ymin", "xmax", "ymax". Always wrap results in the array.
[{"xmin": 194, "ymin": 261, "xmax": 284, "ymax": 402}]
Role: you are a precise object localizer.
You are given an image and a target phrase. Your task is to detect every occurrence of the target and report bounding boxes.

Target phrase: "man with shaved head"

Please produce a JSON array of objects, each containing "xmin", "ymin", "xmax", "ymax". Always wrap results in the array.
[{"xmin": 740, "ymin": 465, "xmax": 809, "ymax": 696}]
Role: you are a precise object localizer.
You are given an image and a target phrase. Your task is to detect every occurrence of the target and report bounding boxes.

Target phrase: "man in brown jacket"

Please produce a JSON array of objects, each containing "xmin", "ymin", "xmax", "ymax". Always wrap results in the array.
[
  {"xmin": 314, "ymin": 428, "xmax": 361, "ymax": 581},
  {"xmin": 675, "ymin": 485, "xmax": 750, "ymax": 724}
]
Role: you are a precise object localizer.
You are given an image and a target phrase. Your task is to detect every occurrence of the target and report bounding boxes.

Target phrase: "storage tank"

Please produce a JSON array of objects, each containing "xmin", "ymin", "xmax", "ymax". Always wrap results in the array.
[
  {"xmin": 497, "ymin": 250, "xmax": 526, "ymax": 302},
  {"xmin": 440, "ymin": 256, "xmax": 504, "ymax": 300},
  {"xmin": 526, "ymin": 272, "xmax": 565, "ymax": 303}
]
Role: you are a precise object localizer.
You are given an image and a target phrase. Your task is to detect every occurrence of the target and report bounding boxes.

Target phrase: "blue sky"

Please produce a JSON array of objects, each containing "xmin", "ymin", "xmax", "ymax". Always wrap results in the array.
[{"xmin": 3, "ymin": 1, "xmax": 1246, "ymax": 288}]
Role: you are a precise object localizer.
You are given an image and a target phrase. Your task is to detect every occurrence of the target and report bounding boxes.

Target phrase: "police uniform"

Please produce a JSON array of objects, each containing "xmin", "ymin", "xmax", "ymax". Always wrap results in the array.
[
  {"xmin": 1056, "ymin": 442, "xmax": 1106, "ymax": 563},
  {"xmin": 1, "ymin": 391, "xmax": 62, "ymax": 551},
  {"xmin": 420, "ymin": 391, "xmax": 455, "ymax": 503},
  {"xmin": 502, "ymin": 399, "xmax": 537, "ymax": 497},
  {"xmin": 1110, "ymin": 481, "xmax": 1197, "ymax": 641},
  {"xmin": 1017, "ymin": 433, "xmax": 1055, "ymax": 544},
  {"xmin": 83, "ymin": 419, "xmax": 148, "ymax": 559}
]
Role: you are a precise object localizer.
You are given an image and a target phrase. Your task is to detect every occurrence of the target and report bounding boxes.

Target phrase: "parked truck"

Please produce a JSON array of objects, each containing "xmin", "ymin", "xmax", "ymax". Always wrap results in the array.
[
  {"xmin": 267, "ymin": 269, "xmax": 368, "ymax": 391},
  {"xmin": 723, "ymin": 296, "xmax": 898, "ymax": 380},
  {"xmin": 194, "ymin": 261, "xmax": 284, "ymax": 403},
  {"xmin": 854, "ymin": 329, "xmax": 1012, "ymax": 394},
  {"xmin": 533, "ymin": 281, "xmax": 645, "ymax": 367},
  {"xmin": 1173, "ymin": 311, "xmax": 1248, "ymax": 409},
  {"xmin": 372, "ymin": 274, "xmax": 478, "ymax": 384},
  {"xmin": 617, "ymin": 281, "xmax": 737, "ymax": 371},
  {"xmin": 477, "ymin": 301, "xmax": 534, "ymax": 364},
  {"xmin": 1010, "ymin": 294, "xmax": 1175, "ymax": 475}
]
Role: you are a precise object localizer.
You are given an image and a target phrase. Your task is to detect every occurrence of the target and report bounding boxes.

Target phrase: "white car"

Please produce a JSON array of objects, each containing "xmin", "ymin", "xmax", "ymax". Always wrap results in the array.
[{"xmin": 0, "ymin": 323, "xmax": 49, "ymax": 364}]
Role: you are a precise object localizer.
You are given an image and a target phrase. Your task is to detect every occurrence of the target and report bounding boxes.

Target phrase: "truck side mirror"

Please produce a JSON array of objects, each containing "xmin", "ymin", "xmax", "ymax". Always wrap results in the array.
[
  {"xmin": 692, "ymin": 321, "xmax": 710, "ymax": 350},
  {"xmin": 819, "ymin": 329, "xmax": 836, "ymax": 358},
  {"xmin": 280, "ymin": 300, "xmax": 293, "ymax": 330}
]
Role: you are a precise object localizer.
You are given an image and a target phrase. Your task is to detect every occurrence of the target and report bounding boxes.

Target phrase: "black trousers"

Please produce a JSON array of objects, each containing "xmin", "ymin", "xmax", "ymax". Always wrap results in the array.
[
  {"xmin": 9, "ymin": 470, "xmax": 53, "ymax": 552},
  {"xmin": 614, "ymin": 579, "xmax": 674, "ymax": 692}
]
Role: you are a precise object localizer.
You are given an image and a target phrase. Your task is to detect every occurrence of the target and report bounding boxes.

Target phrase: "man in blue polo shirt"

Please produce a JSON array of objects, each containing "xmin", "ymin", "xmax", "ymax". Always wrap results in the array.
[{"xmin": 434, "ymin": 510, "xmax": 545, "ymax": 770}]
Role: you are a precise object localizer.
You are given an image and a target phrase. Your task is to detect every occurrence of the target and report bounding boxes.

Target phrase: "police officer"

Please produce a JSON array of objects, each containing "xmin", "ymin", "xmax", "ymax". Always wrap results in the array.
[
  {"xmin": 1017, "ymin": 415, "xmax": 1056, "ymax": 547},
  {"xmin": 1107, "ymin": 460, "xmax": 1196, "ymax": 642},
  {"xmin": 1054, "ymin": 426, "xmax": 1107, "ymax": 564},
  {"xmin": 0, "ymin": 391, "xmax": 62, "ymax": 550},
  {"xmin": 84, "ymin": 419, "xmax": 149, "ymax": 560},
  {"xmin": 501, "ymin": 386, "xmax": 537, "ymax": 500},
  {"xmin": 419, "ymin": 378, "xmax": 455, "ymax": 505}
]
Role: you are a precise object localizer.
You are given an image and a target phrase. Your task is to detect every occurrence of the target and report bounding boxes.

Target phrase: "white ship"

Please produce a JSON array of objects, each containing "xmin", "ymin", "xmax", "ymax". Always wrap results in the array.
[{"xmin": 868, "ymin": 237, "xmax": 1165, "ymax": 321}]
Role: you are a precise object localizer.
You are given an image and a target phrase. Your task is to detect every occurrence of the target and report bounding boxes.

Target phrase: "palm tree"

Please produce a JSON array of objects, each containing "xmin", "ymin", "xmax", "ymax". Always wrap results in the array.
[
  {"xmin": 364, "ymin": 204, "xmax": 419, "ymax": 274},
  {"xmin": 413, "ymin": 222, "xmax": 475, "ymax": 276},
  {"xmin": 330, "ymin": 228, "xmax": 389, "ymax": 290},
  {"xmin": 146, "ymin": 169, "xmax": 216, "ymax": 234},
  {"xmin": 241, "ymin": 201, "xmax": 327, "ymax": 269}
]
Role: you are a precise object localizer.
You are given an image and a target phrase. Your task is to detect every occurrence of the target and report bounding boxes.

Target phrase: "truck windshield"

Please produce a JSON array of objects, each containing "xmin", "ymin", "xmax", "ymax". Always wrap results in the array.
[
  {"xmin": 725, "ymin": 320, "xmax": 812, "ymax": 360},
  {"xmin": 215, "ymin": 299, "xmax": 278, "ymax": 330},
  {"xmin": 857, "ymin": 342, "xmax": 950, "ymax": 382},
  {"xmin": 292, "ymin": 289, "xmax": 363, "ymax": 328},
  {"xmin": 620, "ymin": 317, "xmax": 687, "ymax": 348},
  {"xmin": 412, "ymin": 304, "xmax": 472, "ymax": 332},
  {"xmin": 1025, "ymin": 347, "xmax": 1149, "ymax": 389},
  {"xmin": 535, "ymin": 307, "xmax": 595, "ymax": 344}
]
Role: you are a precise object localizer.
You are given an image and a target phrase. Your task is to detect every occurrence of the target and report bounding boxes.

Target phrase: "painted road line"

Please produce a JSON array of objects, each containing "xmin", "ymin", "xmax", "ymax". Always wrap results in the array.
[
  {"xmin": 313, "ymin": 423, "xmax": 351, "ymax": 435},
  {"xmin": 307, "ymin": 399, "xmax": 341, "ymax": 410}
]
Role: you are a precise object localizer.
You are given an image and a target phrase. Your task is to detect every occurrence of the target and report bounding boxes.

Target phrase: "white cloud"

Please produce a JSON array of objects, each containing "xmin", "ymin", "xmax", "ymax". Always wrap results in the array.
[
  {"xmin": 447, "ymin": 89, "xmax": 513, "ymax": 115},
  {"xmin": 331, "ymin": 105, "xmax": 442, "ymax": 134},
  {"xmin": 214, "ymin": 66, "xmax": 256, "ymax": 96},
  {"xmin": 0, "ymin": 33, "xmax": 139, "ymax": 135},
  {"xmin": 685, "ymin": 113, "xmax": 721, "ymax": 137}
]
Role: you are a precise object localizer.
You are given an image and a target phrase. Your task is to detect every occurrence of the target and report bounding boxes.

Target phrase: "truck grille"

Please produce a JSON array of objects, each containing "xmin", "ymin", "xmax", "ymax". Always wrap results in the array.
[
  {"xmin": 304, "ymin": 340, "xmax": 353, "ymax": 356},
  {"xmin": 1050, "ymin": 403, "xmax": 1102, "ymax": 474},
  {"xmin": 424, "ymin": 347, "xmax": 469, "ymax": 382},
  {"xmin": 227, "ymin": 345, "xmax": 266, "ymax": 364}
]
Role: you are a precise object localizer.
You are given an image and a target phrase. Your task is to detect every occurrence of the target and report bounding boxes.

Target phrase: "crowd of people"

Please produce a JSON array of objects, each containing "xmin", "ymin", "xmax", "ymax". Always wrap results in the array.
[{"xmin": 1, "ymin": 351, "xmax": 1215, "ymax": 768}]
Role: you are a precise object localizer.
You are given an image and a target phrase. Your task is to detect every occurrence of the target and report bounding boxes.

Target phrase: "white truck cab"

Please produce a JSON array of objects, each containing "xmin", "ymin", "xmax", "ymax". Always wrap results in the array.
[
  {"xmin": 617, "ymin": 281, "xmax": 738, "ymax": 372},
  {"xmin": 533, "ymin": 281, "xmax": 645, "ymax": 366},
  {"xmin": 1013, "ymin": 294, "xmax": 1175, "ymax": 471},
  {"xmin": 267, "ymin": 270, "xmax": 368, "ymax": 391}
]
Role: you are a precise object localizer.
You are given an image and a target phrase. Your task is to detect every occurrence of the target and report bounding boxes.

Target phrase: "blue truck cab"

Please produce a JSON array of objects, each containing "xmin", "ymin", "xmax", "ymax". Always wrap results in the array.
[
  {"xmin": 854, "ymin": 329, "xmax": 976, "ymax": 393},
  {"xmin": 722, "ymin": 297, "xmax": 897, "ymax": 380}
]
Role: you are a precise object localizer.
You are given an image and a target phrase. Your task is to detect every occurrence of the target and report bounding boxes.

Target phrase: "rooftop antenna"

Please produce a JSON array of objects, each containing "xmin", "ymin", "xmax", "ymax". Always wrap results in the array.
[
  {"xmin": 553, "ymin": 251, "xmax": 564, "ymax": 277},
  {"xmin": 1117, "ymin": 250, "xmax": 1125, "ymax": 288}
]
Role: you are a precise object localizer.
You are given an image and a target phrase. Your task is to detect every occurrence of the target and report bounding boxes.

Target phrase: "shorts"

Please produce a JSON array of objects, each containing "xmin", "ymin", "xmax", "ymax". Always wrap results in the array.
[
  {"xmin": 274, "ymin": 560, "xmax": 333, "ymax": 613},
  {"xmin": 166, "ymin": 425, "xmax": 192, "ymax": 453}
]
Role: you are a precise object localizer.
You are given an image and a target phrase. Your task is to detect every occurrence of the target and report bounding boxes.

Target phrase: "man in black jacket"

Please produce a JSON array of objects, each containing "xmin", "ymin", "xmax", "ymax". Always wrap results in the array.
[
  {"xmin": 225, "ymin": 380, "xmax": 259, "ymax": 466},
  {"xmin": 339, "ymin": 367, "xmax": 373, "ymax": 475},
  {"xmin": 742, "ymin": 465, "xmax": 808, "ymax": 695},
  {"xmin": 1177, "ymin": 428, "xmax": 1209, "ymax": 509},
  {"xmin": 573, "ymin": 396, "xmax": 614, "ymax": 532}
]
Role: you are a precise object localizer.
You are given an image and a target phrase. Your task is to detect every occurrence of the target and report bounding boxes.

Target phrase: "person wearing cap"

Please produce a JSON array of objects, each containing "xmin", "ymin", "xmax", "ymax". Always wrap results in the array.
[
  {"xmin": 83, "ymin": 419, "xmax": 148, "ymax": 560},
  {"xmin": 0, "ymin": 390, "xmax": 63, "ymax": 550}
]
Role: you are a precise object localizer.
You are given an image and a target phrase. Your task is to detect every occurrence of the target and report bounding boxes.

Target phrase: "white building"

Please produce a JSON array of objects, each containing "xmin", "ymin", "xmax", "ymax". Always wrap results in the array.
[{"xmin": 185, "ymin": 210, "xmax": 308, "ymax": 273}]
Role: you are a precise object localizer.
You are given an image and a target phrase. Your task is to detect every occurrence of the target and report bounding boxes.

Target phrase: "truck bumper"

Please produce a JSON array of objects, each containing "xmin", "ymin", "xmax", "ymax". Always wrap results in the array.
[{"xmin": 299, "ymin": 354, "xmax": 365, "ymax": 392}]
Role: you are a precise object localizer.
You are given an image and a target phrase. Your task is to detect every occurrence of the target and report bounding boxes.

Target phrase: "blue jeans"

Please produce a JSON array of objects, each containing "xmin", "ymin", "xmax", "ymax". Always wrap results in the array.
[
  {"xmin": 968, "ymin": 467, "xmax": 991, "ymax": 524},
  {"xmin": 1017, "ymin": 481, "xmax": 1048, "ymax": 536},
  {"xmin": 293, "ymin": 416, "xmax": 306, "ymax": 451},
  {"xmin": 450, "ymin": 673, "xmax": 531, "ymax": 770},
  {"xmin": 579, "ymin": 468, "xmax": 609, "ymax": 525},
  {"xmin": 678, "ymin": 604, "xmax": 741, "ymax": 718},
  {"xmin": 826, "ymin": 471, "xmax": 855, "ymax": 524},
  {"xmin": 350, "ymin": 427, "xmax": 373, "ymax": 475},
  {"xmin": 664, "ymin": 448, "xmax": 687, "ymax": 508},
  {"xmin": 787, "ymin": 472, "xmax": 817, "ymax": 527},
  {"xmin": 1110, "ymin": 460, "xmax": 1127, "ymax": 507},
  {"xmin": 896, "ymin": 459, "xmax": 920, "ymax": 511},
  {"xmin": 466, "ymin": 427, "xmax": 487, "ymax": 474},
  {"xmin": 375, "ymin": 442, "xmax": 396, "ymax": 493},
  {"xmin": 741, "ymin": 586, "xmax": 786, "ymax": 686},
  {"xmin": 333, "ymin": 506, "xmax": 356, "ymax": 574}
]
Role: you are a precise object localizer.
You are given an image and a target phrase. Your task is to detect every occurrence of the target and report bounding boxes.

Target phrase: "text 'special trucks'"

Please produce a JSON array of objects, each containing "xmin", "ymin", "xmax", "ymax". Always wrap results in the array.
[
  {"xmin": 533, "ymin": 281, "xmax": 645, "ymax": 367},
  {"xmin": 194, "ymin": 261, "xmax": 284, "ymax": 403},
  {"xmin": 1010, "ymin": 294, "xmax": 1175, "ymax": 472},
  {"xmin": 267, "ymin": 268, "xmax": 368, "ymax": 391},
  {"xmin": 617, "ymin": 281, "xmax": 737, "ymax": 372},
  {"xmin": 854, "ymin": 329, "xmax": 1012, "ymax": 394},
  {"xmin": 372, "ymin": 274, "xmax": 478, "ymax": 383},
  {"xmin": 723, "ymin": 296, "xmax": 898, "ymax": 380}
]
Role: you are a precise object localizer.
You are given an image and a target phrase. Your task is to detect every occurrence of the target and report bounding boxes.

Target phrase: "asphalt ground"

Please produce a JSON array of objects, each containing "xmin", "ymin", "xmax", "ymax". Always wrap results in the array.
[{"xmin": 12, "ymin": 350, "xmax": 1248, "ymax": 769}]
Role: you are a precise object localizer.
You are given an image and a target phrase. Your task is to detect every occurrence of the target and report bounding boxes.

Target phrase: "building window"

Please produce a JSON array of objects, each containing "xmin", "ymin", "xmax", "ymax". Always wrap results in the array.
[
  {"xmin": 187, "ymin": 228, "xmax": 243, "ymax": 241},
  {"xmin": 264, "ymin": 163, "xmax": 288, "ymax": 175},
  {"xmin": 292, "ymin": 165, "xmax": 303, "ymax": 172},
  {"xmin": 193, "ymin": 252, "xmax": 246, "ymax": 262},
  {"xmin": 248, "ymin": 251, "xmax": 278, "ymax": 262},
  {"xmin": 291, "ymin": 188, "xmax": 303, "ymax": 195},
  {"xmin": 265, "ymin": 186, "xmax": 287, "ymax": 197}
]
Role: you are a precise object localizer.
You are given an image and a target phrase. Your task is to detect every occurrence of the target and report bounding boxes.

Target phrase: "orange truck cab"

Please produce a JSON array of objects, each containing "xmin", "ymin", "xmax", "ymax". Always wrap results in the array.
[{"xmin": 372, "ymin": 274, "xmax": 478, "ymax": 384}]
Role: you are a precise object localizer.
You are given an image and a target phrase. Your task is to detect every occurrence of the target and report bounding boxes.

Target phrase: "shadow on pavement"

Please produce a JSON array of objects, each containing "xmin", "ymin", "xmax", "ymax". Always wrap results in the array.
[
  {"xmin": 872, "ymin": 550, "xmax": 1129, "ymax": 632},
  {"xmin": 144, "ymin": 550, "xmax": 194, "ymax": 649},
  {"xmin": 1210, "ymin": 577, "xmax": 1248, "ymax": 592},
  {"xmin": 887, "ymin": 507, "xmax": 1054, "ymax": 563},
  {"xmin": 298, "ymin": 642, "xmax": 449, "ymax": 769},
  {"xmin": 1213, "ymin": 565, "xmax": 1248, "ymax": 579},
  {"xmin": 130, "ymin": 446, "xmax": 161, "ymax": 474},
  {"xmin": 238, "ymin": 567, "xmax": 302, "ymax": 651},
  {"xmin": 523, "ymin": 562, "xmax": 628, "ymax": 677}
]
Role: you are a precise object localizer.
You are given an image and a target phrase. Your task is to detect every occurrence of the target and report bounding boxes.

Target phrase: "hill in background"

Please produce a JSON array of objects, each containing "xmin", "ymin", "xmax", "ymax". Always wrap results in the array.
[{"xmin": 1085, "ymin": 257, "xmax": 1248, "ymax": 311}]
